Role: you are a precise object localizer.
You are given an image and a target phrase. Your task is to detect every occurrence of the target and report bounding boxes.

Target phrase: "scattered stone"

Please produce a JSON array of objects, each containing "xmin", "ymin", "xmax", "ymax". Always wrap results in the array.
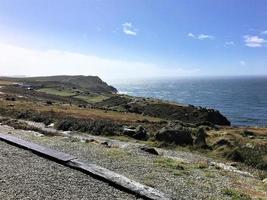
[
  {"xmin": 101, "ymin": 141, "xmax": 113, "ymax": 148},
  {"xmin": 140, "ymin": 146, "xmax": 162, "ymax": 155},
  {"xmin": 245, "ymin": 143, "xmax": 254, "ymax": 149},
  {"xmin": 210, "ymin": 161, "xmax": 254, "ymax": 178},
  {"xmin": 47, "ymin": 123, "xmax": 55, "ymax": 128},
  {"xmin": 85, "ymin": 138, "xmax": 97, "ymax": 143},
  {"xmin": 230, "ymin": 162, "xmax": 238, "ymax": 167}
]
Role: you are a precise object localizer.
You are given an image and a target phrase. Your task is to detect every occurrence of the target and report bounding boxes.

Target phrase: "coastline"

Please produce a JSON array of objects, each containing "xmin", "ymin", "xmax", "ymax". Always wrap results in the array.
[{"xmin": 114, "ymin": 77, "xmax": 267, "ymax": 127}]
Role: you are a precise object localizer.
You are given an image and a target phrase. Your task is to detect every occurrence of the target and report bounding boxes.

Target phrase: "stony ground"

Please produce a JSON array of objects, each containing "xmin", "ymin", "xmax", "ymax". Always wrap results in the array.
[
  {"xmin": 0, "ymin": 141, "xmax": 139, "ymax": 200},
  {"xmin": 0, "ymin": 124, "xmax": 266, "ymax": 200}
]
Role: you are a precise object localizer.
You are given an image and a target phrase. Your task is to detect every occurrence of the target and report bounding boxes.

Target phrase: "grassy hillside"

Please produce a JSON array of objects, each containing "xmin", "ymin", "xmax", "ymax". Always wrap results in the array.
[{"xmin": 0, "ymin": 75, "xmax": 117, "ymax": 94}]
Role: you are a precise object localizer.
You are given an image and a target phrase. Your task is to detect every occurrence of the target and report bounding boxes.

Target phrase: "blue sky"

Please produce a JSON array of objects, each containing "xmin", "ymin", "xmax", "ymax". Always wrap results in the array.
[{"xmin": 0, "ymin": 0, "xmax": 266, "ymax": 80}]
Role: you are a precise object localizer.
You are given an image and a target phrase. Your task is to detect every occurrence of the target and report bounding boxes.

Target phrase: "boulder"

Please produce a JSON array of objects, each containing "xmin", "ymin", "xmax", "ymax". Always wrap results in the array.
[
  {"xmin": 213, "ymin": 138, "xmax": 234, "ymax": 148},
  {"xmin": 155, "ymin": 127, "xmax": 193, "ymax": 145},
  {"xmin": 140, "ymin": 146, "xmax": 161, "ymax": 155},
  {"xmin": 123, "ymin": 125, "xmax": 149, "ymax": 141},
  {"xmin": 193, "ymin": 128, "xmax": 208, "ymax": 148}
]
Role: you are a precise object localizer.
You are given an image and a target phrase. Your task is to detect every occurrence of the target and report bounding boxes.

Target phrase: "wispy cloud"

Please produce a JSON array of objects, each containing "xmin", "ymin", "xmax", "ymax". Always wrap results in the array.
[
  {"xmin": 224, "ymin": 41, "xmax": 235, "ymax": 47},
  {"xmin": 0, "ymin": 43, "xmax": 199, "ymax": 79},
  {"xmin": 240, "ymin": 60, "xmax": 247, "ymax": 66},
  {"xmin": 188, "ymin": 33, "xmax": 194, "ymax": 38},
  {"xmin": 261, "ymin": 30, "xmax": 267, "ymax": 35},
  {"xmin": 188, "ymin": 32, "xmax": 215, "ymax": 40},
  {"xmin": 122, "ymin": 22, "xmax": 138, "ymax": 36},
  {"xmin": 244, "ymin": 35, "xmax": 266, "ymax": 47}
]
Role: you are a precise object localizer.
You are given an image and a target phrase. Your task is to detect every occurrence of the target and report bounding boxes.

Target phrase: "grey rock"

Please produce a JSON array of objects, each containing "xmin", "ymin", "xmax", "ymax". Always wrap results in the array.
[{"xmin": 156, "ymin": 127, "xmax": 193, "ymax": 145}]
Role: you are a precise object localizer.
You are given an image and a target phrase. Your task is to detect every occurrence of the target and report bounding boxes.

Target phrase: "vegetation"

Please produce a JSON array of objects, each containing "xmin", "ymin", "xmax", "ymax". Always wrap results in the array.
[
  {"xmin": 96, "ymin": 95, "xmax": 231, "ymax": 125},
  {"xmin": 222, "ymin": 188, "xmax": 251, "ymax": 200},
  {"xmin": 0, "ymin": 117, "xmax": 57, "ymax": 136},
  {"xmin": 75, "ymin": 94, "xmax": 109, "ymax": 103},
  {"xmin": 153, "ymin": 157, "xmax": 186, "ymax": 171},
  {"xmin": 0, "ymin": 75, "xmax": 117, "ymax": 94},
  {"xmin": 54, "ymin": 117, "xmax": 120, "ymax": 136},
  {"xmin": 0, "ymin": 76, "xmax": 266, "ymax": 173},
  {"xmin": 37, "ymin": 88, "xmax": 77, "ymax": 97}
]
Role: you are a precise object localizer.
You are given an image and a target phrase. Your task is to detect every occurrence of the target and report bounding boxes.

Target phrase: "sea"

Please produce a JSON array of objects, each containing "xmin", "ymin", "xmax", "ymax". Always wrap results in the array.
[{"xmin": 112, "ymin": 76, "xmax": 267, "ymax": 127}]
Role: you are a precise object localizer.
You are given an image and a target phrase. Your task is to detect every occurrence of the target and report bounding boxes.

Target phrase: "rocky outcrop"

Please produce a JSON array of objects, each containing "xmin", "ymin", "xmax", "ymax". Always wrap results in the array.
[
  {"xmin": 123, "ymin": 125, "xmax": 149, "ymax": 141},
  {"xmin": 193, "ymin": 128, "xmax": 208, "ymax": 148},
  {"xmin": 155, "ymin": 127, "xmax": 194, "ymax": 145},
  {"xmin": 97, "ymin": 96, "xmax": 231, "ymax": 126}
]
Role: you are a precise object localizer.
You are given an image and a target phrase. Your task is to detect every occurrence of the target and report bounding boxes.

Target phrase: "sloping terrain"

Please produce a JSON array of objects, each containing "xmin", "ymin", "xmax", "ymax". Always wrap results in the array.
[
  {"xmin": 0, "ymin": 76, "xmax": 266, "ymax": 199},
  {"xmin": 0, "ymin": 75, "xmax": 117, "ymax": 94},
  {"xmin": 96, "ymin": 95, "xmax": 230, "ymax": 125},
  {"xmin": 0, "ymin": 124, "xmax": 266, "ymax": 200}
]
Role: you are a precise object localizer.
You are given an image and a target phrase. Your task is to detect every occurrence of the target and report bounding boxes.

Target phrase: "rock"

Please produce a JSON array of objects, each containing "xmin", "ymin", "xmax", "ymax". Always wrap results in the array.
[
  {"xmin": 230, "ymin": 162, "xmax": 238, "ymax": 167},
  {"xmin": 123, "ymin": 127, "xmax": 136, "ymax": 136},
  {"xmin": 213, "ymin": 138, "xmax": 233, "ymax": 148},
  {"xmin": 140, "ymin": 146, "xmax": 161, "ymax": 155},
  {"xmin": 263, "ymin": 178, "xmax": 267, "ymax": 185},
  {"xmin": 132, "ymin": 125, "xmax": 149, "ymax": 141},
  {"xmin": 155, "ymin": 127, "xmax": 193, "ymax": 145},
  {"xmin": 47, "ymin": 123, "xmax": 54, "ymax": 128},
  {"xmin": 193, "ymin": 128, "xmax": 208, "ymax": 148},
  {"xmin": 123, "ymin": 125, "xmax": 149, "ymax": 141},
  {"xmin": 245, "ymin": 143, "xmax": 254, "ymax": 149}
]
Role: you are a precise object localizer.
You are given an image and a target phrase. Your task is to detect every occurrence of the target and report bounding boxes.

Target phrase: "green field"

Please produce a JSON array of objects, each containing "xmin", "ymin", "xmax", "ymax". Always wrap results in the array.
[
  {"xmin": 75, "ymin": 94, "xmax": 109, "ymax": 103},
  {"xmin": 37, "ymin": 88, "xmax": 77, "ymax": 97}
]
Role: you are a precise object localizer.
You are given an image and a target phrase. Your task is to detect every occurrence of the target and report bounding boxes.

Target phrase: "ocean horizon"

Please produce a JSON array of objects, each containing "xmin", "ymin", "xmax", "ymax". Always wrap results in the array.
[{"xmin": 113, "ymin": 76, "xmax": 267, "ymax": 127}]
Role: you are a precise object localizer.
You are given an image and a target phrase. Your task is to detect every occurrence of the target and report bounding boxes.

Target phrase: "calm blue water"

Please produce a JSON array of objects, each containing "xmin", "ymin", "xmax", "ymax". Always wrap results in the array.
[{"xmin": 113, "ymin": 77, "xmax": 267, "ymax": 127}]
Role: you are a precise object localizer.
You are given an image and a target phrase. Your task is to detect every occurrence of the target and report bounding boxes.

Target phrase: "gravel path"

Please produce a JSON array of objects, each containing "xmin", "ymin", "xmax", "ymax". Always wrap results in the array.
[{"xmin": 0, "ymin": 141, "xmax": 139, "ymax": 200}]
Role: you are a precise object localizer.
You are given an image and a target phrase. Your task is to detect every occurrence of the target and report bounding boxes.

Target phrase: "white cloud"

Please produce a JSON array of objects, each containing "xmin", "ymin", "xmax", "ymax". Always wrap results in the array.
[
  {"xmin": 225, "ymin": 41, "xmax": 235, "ymax": 46},
  {"xmin": 0, "ymin": 43, "xmax": 199, "ymax": 80},
  {"xmin": 187, "ymin": 33, "xmax": 214, "ymax": 40},
  {"xmin": 188, "ymin": 32, "xmax": 195, "ymax": 38},
  {"xmin": 198, "ymin": 34, "xmax": 214, "ymax": 40},
  {"xmin": 261, "ymin": 30, "xmax": 267, "ymax": 35},
  {"xmin": 239, "ymin": 60, "xmax": 246, "ymax": 66},
  {"xmin": 244, "ymin": 35, "xmax": 266, "ymax": 47},
  {"xmin": 122, "ymin": 22, "xmax": 137, "ymax": 36}
]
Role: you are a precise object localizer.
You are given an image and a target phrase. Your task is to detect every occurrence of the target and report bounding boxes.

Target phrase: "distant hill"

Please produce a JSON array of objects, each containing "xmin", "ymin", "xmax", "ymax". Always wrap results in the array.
[{"xmin": 0, "ymin": 75, "xmax": 117, "ymax": 94}]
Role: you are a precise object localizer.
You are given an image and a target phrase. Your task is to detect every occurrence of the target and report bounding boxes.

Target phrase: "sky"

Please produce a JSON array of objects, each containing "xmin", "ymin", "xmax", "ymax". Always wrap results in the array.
[{"xmin": 0, "ymin": 0, "xmax": 267, "ymax": 80}]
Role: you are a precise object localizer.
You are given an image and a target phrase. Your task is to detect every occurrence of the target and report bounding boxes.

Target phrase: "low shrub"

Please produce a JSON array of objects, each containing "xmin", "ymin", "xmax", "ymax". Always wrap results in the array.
[
  {"xmin": 223, "ymin": 188, "xmax": 251, "ymax": 200},
  {"xmin": 218, "ymin": 146, "xmax": 267, "ymax": 170},
  {"xmin": 241, "ymin": 130, "xmax": 255, "ymax": 137},
  {"xmin": 54, "ymin": 117, "xmax": 121, "ymax": 136}
]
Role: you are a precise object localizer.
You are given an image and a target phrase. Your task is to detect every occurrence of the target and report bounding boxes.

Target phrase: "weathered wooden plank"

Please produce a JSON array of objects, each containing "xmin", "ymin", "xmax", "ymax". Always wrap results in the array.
[
  {"xmin": 0, "ymin": 133, "xmax": 76, "ymax": 162},
  {"xmin": 67, "ymin": 160, "xmax": 171, "ymax": 200},
  {"xmin": 0, "ymin": 133, "xmax": 171, "ymax": 200}
]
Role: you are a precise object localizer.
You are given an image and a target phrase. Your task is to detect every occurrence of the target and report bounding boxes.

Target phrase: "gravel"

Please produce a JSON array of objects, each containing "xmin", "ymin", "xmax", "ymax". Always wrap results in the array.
[
  {"xmin": 0, "ymin": 141, "xmax": 139, "ymax": 200},
  {"xmin": 0, "ymin": 124, "xmax": 266, "ymax": 199}
]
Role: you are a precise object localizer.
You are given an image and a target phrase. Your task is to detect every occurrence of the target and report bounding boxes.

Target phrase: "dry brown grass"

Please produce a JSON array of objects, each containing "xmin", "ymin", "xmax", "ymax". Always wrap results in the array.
[
  {"xmin": 0, "ymin": 80, "xmax": 15, "ymax": 85},
  {"xmin": 0, "ymin": 98, "xmax": 161, "ymax": 123}
]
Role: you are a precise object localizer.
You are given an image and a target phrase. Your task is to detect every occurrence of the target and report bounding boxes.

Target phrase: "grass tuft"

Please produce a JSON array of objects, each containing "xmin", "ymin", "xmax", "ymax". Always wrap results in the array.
[{"xmin": 223, "ymin": 188, "xmax": 251, "ymax": 200}]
